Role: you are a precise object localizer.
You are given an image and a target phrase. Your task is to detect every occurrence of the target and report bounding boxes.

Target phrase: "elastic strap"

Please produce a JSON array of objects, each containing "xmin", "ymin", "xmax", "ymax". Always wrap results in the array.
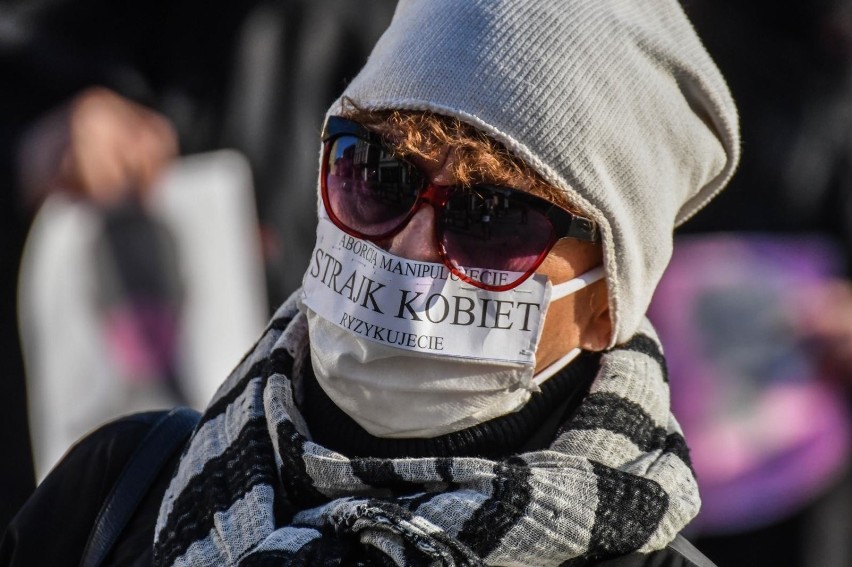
[
  {"xmin": 80, "ymin": 407, "xmax": 200, "ymax": 567},
  {"xmin": 550, "ymin": 266, "xmax": 605, "ymax": 301}
]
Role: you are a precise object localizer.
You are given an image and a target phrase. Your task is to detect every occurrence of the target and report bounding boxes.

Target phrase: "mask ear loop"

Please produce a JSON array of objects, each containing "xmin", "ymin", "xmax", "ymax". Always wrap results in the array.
[
  {"xmin": 532, "ymin": 265, "xmax": 607, "ymax": 387},
  {"xmin": 533, "ymin": 348, "xmax": 582, "ymax": 387},
  {"xmin": 549, "ymin": 266, "xmax": 606, "ymax": 301}
]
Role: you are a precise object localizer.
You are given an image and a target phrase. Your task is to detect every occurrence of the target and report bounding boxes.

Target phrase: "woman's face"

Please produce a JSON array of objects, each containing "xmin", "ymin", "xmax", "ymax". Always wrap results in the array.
[{"xmin": 374, "ymin": 146, "xmax": 612, "ymax": 372}]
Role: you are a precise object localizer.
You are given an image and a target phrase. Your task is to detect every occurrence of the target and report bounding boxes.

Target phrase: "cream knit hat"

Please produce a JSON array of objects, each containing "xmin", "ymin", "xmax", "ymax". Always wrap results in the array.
[{"xmin": 329, "ymin": 0, "xmax": 740, "ymax": 346}]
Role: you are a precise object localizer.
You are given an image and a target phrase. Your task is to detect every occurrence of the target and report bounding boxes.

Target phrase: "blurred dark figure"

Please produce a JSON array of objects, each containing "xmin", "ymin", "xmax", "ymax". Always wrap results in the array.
[
  {"xmin": 0, "ymin": 0, "xmax": 397, "ymax": 530},
  {"xmin": 653, "ymin": 0, "xmax": 852, "ymax": 565},
  {"xmin": 95, "ymin": 199, "xmax": 187, "ymax": 403},
  {"xmin": 683, "ymin": 0, "xmax": 852, "ymax": 243}
]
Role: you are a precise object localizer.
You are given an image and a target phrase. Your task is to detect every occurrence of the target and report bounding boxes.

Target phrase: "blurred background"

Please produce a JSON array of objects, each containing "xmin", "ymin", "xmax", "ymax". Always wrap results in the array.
[
  {"xmin": 0, "ymin": 0, "xmax": 397, "ymax": 531},
  {"xmin": 650, "ymin": 0, "xmax": 852, "ymax": 565},
  {"xmin": 0, "ymin": 0, "xmax": 850, "ymax": 565}
]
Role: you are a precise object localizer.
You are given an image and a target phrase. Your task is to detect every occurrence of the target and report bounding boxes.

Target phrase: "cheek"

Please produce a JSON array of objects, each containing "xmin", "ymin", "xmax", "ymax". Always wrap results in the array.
[
  {"xmin": 535, "ymin": 240, "xmax": 602, "ymax": 285},
  {"xmin": 535, "ymin": 252, "xmax": 572, "ymax": 282},
  {"xmin": 542, "ymin": 292, "xmax": 581, "ymax": 339},
  {"xmin": 534, "ymin": 291, "xmax": 584, "ymax": 370},
  {"xmin": 536, "ymin": 283, "xmax": 601, "ymax": 367}
]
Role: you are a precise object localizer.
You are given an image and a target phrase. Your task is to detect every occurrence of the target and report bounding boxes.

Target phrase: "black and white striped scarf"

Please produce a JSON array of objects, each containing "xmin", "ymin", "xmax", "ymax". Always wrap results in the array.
[{"xmin": 153, "ymin": 293, "xmax": 699, "ymax": 566}]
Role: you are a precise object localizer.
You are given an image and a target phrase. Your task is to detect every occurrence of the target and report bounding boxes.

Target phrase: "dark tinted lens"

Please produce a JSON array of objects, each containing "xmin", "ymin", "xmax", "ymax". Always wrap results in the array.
[
  {"xmin": 441, "ymin": 187, "xmax": 553, "ymax": 282},
  {"xmin": 325, "ymin": 135, "xmax": 421, "ymax": 236}
]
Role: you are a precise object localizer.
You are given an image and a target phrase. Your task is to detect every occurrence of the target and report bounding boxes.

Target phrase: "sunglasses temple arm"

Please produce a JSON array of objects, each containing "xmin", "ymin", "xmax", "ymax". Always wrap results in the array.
[{"xmin": 566, "ymin": 216, "xmax": 599, "ymax": 242}]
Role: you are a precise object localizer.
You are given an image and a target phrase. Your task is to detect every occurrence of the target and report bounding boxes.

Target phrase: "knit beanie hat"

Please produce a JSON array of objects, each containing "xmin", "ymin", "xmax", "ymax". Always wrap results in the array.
[{"xmin": 328, "ymin": 0, "xmax": 740, "ymax": 346}]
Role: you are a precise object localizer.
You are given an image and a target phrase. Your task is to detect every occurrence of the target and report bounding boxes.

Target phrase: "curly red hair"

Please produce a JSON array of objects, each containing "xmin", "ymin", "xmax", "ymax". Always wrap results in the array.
[{"xmin": 339, "ymin": 100, "xmax": 579, "ymax": 214}]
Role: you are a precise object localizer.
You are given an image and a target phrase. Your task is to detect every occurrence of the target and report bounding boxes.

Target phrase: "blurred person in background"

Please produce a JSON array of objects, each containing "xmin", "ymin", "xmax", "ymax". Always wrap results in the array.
[
  {"xmin": 648, "ymin": 0, "xmax": 852, "ymax": 565},
  {"xmin": 2, "ymin": 0, "xmax": 740, "ymax": 564},
  {"xmin": 0, "ymin": 0, "xmax": 396, "ymax": 530},
  {"xmin": 17, "ymin": 88, "xmax": 193, "ymax": 480}
]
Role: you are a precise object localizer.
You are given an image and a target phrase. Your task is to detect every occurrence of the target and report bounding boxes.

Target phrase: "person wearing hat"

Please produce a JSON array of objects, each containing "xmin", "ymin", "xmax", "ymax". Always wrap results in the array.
[{"xmin": 1, "ymin": 0, "xmax": 738, "ymax": 565}]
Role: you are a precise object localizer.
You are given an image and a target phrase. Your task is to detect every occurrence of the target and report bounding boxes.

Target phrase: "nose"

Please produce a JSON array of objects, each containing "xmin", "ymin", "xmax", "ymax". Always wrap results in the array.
[{"xmin": 383, "ymin": 203, "xmax": 443, "ymax": 263}]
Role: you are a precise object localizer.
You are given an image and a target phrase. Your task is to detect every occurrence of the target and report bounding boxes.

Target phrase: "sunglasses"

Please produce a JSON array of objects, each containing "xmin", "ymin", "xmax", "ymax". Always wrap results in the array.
[{"xmin": 320, "ymin": 115, "xmax": 599, "ymax": 291}]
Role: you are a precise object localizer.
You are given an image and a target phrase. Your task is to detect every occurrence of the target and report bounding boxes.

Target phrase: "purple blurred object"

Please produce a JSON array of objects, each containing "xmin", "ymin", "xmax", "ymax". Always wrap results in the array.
[{"xmin": 649, "ymin": 233, "xmax": 852, "ymax": 534}]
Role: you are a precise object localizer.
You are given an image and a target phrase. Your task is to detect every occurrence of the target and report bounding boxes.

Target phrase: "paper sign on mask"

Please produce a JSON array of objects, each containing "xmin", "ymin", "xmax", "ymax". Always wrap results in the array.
[{"xmin": 301, "ymin": 217, "xmax": 550, "ymax": 365}]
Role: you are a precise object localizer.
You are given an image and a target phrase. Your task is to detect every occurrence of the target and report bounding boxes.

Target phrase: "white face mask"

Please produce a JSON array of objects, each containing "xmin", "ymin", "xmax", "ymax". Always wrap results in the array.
[{"xmin": 300, "ymin": 217, "xmax": 604, "ymax": 438}]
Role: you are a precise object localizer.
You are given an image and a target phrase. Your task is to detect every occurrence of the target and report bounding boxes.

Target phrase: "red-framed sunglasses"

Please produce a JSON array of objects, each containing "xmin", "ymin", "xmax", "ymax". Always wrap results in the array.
[{"xmin": 321, "ymin": 115, "xmax": 599, "ymax": 291}]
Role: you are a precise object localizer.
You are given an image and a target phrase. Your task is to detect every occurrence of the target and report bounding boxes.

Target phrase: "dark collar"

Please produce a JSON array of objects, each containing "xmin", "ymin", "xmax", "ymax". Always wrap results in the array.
[{"xmin": 297, "ymin": 349, "xmax": 601, "ymax": 459}]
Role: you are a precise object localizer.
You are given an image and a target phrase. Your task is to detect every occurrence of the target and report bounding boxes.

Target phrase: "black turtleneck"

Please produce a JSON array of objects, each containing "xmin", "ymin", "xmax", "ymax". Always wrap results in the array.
[{"xmin": 297, "ymin": 351, "xmax": 601, "ymax": 460}]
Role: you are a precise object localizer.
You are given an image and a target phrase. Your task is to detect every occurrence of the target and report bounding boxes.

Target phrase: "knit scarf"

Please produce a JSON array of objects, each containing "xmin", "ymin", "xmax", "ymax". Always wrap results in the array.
[{"xmin": 153, "ymin": 293, "xmax": 700, "ymax": 566}]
